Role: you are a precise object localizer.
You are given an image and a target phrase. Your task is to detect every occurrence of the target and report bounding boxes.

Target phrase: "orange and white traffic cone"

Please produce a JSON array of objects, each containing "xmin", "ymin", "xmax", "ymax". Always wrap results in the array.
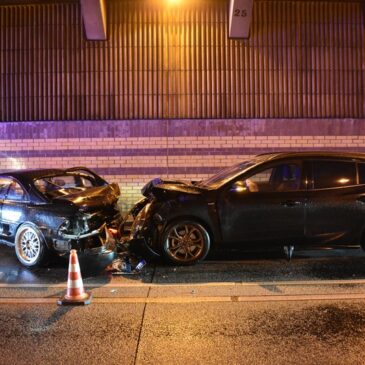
[{"xmin": 57, "ymin": 249, "xmax": 92, "ymax": 306}]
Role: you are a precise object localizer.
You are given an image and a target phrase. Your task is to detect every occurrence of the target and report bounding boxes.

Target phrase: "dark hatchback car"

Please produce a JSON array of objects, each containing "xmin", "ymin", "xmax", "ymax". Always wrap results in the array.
[
  {"xmin": 126, "ymin": 151, "xmax": 365, "ymax": 265},
  {"xmin": 0, "ymin": 167, "xmax": 122, "ymax": 267}
]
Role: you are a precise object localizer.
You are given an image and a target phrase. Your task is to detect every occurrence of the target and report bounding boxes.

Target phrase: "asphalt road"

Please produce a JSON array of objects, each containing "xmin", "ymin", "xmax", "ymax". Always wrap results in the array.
[{"xmin": 1, "ymin": 245, "xmax": 365, "ymax": 365}]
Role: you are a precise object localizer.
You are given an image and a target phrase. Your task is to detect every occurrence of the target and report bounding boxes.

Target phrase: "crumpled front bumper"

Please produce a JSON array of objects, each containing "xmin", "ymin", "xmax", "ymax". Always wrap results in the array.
[
  {"xmin": 54, "ymin": 223, "xmax": 116, "ymax": 254},
  {"xmin": 59, "ymin": 222, "xmax": 107, "ymax": 240}
]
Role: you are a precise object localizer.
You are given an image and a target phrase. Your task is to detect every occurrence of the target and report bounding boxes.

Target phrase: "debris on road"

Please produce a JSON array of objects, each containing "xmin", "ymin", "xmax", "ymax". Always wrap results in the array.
[
  {"xmin": 134, "ymin": 259, "xmax": 146, "ymax": 273},
  {"xmin": 283, "ymin": 245, "xmax": 295, "ymax": 261},
  {"xmin": 106, "ymin": 241, "xmax": 147, "ymax": 275}
]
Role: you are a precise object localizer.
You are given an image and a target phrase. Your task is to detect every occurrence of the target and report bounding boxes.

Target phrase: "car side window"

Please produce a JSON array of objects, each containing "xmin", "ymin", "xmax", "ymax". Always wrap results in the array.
[
  {"xmin": 312, "ymin": 160, "xmax": 356, "ymax": 189},
  {"xmin": 80, "ymin": 177, "xmax": 93, "ymax": 187},
  {"xmin": 0, "ymin": 178, "xmax": 12, "ymax": 199},
  {"xmin": 6, "ymin": 181, "xmax": 26, "ymax": 201},
  {"xmin": 242, "ymin": 163, "xmax": 302, "ymax": 193}
]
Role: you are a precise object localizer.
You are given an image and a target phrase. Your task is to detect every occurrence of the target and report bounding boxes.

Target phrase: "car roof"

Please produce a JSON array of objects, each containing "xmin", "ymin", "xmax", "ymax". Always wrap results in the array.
[
  {"xmin": 0, "ymin": 168, "xmax": 66, "ymax": 181},
  {"xmin": 258, "ymin": 151, "xmax": 365, "ymax": 162}
]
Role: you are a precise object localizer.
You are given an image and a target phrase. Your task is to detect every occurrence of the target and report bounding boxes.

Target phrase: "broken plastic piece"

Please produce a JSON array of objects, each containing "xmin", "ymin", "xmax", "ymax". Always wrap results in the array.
[
  {"xmin": 106, "ymin": 254, "xmax": 146, "ymax": 275},
  {"xmin": 135, "ymin": 259, "xmax": 146, "ymax": 272},
  {"xmin": 121, "ymin": 256, "xmax": 132, "ymax": 273}
]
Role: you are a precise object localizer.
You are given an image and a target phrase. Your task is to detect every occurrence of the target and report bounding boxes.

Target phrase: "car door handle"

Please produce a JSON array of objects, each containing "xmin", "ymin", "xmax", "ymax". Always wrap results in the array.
[{"xmin": 281, "ymin": 200, "xmax": 302, "ymax": 207}]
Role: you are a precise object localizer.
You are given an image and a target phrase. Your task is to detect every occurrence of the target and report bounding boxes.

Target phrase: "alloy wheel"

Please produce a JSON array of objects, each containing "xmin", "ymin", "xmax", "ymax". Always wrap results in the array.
[
  {"xmin": 164, "ymin": 222, "xmax": 209, "ymax": 263},
  {"xmin": 16, "ymin": 226, "xmax": 41, "ymax": 265}
]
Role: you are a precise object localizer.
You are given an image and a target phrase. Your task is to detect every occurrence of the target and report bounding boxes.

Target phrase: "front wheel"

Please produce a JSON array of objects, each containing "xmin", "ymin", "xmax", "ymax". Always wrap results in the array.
[
  {"xmin": 15, "ymin": 224, "xmax": 49, "ymax": 267},
  {"xmin": 161, "ymin": 220, "xmax": 211, "ymax": 265}
]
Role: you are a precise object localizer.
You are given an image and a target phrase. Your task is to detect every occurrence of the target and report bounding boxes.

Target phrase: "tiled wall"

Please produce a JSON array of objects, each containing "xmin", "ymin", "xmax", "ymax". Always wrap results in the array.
[{"xmin": 1, "ymin": 119, "xmax": 364, "ymax": 212}]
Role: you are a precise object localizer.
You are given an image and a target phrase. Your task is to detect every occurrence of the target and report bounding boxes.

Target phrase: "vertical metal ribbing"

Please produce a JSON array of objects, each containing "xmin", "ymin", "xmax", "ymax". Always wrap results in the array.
[
  {"xmin": 361, "ymin": 1, "xmax": 365, "ymax": 118},
  {"xmin": 0, "ymin": 0, "xmax": 364, "ymax": 121},
  {"xmin": 0, "ymin": 8, "xmax": 2, "ymax": 121}
]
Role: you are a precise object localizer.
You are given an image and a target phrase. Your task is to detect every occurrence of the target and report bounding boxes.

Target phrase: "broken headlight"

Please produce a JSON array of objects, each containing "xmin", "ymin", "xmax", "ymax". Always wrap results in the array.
[
  {"xmin": 58, "ymin": 219, "xmax": 72, "ymax": 235},
  {"xmin": 57, "ymin": 214, "xmax": 91, "ymax": 237},
  {"xmin": 129, "ymin": 202, "xmax": 151, "ymax": 239}
]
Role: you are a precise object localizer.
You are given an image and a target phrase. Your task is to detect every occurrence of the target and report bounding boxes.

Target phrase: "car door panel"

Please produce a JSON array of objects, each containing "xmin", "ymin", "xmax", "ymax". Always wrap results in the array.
[
  {"xmin": 0, "ymin": 178, "xmax": 12, "ymax": 240},
  {"xmin": 1, "ymin": 201, "xmax": 26, "ymax": 238},
  {"xmin": 1, "ymin": 180, "xmax": 28, "ymax": 242},
  {"xmin": 217, "ymin": 161, "xmax": 306, "ymax": 248},
  {"xmin": 305, "ymin": 160, "xmax": 364, "ymax": 246},
  {"xmin": 305, "ymin": 186, "xmax": 365, "ymax": 245},
  {"xmin": 218, "ymin": 191, "xmax": 305, "ymax": 247}
]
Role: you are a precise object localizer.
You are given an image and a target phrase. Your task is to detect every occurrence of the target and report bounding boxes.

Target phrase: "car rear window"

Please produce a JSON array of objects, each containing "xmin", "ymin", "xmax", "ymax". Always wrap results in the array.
[
  {"xmin": 34, "ymin": 174, "xmax": 97, "ymax": 197},
  {"xmin": 312, "ymin": 160, "xmax": 356, "ymax": 189}
]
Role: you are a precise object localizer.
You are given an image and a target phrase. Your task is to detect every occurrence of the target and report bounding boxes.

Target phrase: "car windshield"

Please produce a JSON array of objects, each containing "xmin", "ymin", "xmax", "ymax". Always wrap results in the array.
[
  {"xmin": 199, "ymin": 161, "xmax": 255, "ymax": 189},
  {"xmin": 34, "ymin": 173, "xmax": 98, "ymax": 198}
]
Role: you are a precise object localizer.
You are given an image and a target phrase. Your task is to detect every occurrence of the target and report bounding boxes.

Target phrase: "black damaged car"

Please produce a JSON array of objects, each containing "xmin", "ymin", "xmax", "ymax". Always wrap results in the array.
[
  {"xmin": 0, "ymin": 167, "xmax": 122, "ymax": 267},
  {"xmin": 126, "ymin": 151, "xmax": 365, "ymax": 265}
]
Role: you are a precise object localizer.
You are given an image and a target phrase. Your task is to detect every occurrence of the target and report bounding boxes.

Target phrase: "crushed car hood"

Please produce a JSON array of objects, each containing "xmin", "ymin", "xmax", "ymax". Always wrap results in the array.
[
  {"xmin": 141, "ymin": 178, "xmax": 202, "ymax": 198},
  {"xmin": 52, "ymin": 183, "xmax": 120, "ymax": 211}
]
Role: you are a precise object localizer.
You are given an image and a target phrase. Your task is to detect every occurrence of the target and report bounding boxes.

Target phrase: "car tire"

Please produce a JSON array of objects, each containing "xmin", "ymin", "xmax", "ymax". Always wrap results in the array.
[
  {"xmin": 15, "ymin": 223, "xmax": 49, "ymax": 267},
  {"xmin": 161, "ymin": 220, "xmax": 211, "ymax": 266}
]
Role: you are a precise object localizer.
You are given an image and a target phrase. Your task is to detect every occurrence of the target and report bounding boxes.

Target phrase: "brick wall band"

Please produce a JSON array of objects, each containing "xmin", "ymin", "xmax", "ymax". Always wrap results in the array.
[{"xmin": 0, "ymin": 118, "xmax": 365, "ymax": 211}]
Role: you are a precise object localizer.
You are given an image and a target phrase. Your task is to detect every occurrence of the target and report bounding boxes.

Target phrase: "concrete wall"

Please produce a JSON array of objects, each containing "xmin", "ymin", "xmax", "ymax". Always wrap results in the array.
[{"xmin": 1, "ymin": 118, "xmax": 365, "ymax": 211}]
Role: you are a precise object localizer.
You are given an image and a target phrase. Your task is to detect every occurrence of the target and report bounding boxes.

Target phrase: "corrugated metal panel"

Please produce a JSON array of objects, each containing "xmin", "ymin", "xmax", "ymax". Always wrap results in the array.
[{"xmin": 0, "ymin": 0, "xmax": 364, "ymax": 121}]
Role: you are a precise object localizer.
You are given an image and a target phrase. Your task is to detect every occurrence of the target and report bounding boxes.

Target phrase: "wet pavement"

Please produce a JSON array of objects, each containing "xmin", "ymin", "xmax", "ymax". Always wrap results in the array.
[
  {"xmin": 3, "ymin": 245, "xmax": 365, "ymax": 285},
  {"xmin": 1, "ymin": 245, "xmax": 365, "ymax": 364}
]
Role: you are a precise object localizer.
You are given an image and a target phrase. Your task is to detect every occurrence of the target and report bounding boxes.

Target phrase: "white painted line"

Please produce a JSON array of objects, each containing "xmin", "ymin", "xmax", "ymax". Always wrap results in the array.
[
  {"xmin": 1, "ymin": 279, "xmax": 365, "ymax": 289},
  {"xmin": 1, "ymin": 293, "xmax": 365, "ymax": 304}
]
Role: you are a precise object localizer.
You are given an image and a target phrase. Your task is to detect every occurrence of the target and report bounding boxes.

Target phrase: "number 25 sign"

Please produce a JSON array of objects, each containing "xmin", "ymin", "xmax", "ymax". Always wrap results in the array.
[
  {"xmin": 234, "ymin": 9, "xmax": 248, "ymax": 17},
  {"xmin": 228, "ymin": 0, "xmax": 253, "ymax": 39}
]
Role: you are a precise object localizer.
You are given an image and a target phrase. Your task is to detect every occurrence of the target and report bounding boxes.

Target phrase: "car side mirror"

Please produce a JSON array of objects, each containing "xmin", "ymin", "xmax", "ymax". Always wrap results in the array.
[{"xmin": 230, "ymin": 181, "xmax": 248, "ymax": 193}]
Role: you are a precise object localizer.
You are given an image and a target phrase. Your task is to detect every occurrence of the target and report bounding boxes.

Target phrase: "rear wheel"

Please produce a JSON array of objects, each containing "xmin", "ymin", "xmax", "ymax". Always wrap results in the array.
[
  {"xmin": 15, "ymin": 224, "xmax": 49, "ymax": 267},
  {"xmin": 161, "ymin": 220, "xmax": 211, "ymax": 265}
]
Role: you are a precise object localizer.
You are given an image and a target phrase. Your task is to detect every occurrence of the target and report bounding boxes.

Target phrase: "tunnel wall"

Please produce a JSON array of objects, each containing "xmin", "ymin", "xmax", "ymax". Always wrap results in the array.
[
  {"xmin": 1, "ymin": 118, "xmax": 365, "ymax": 211},
  {"xmin": 0, "ymin": 0, "xmax": 364, "ymax": 210},
  {"xmin": 1, "ymin": 0, "xmax": 364, "ymax": 120}
]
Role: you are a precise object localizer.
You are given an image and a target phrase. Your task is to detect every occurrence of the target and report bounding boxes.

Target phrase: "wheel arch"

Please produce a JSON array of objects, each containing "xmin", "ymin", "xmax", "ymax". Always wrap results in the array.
[
  {"xmin": 15, "ymin": 221, "xmax": 50, "ymax": 249},
  {"xmin": 161, "ymin": 215, "xmax": 215, "ymax": 248},
  {"xmin": 14, "ymin": 221, "xmax": 50, "ymax": 267},
  {"xmin": 159, "ymin": 215, "xmax": 213, "ymax": 265}
]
